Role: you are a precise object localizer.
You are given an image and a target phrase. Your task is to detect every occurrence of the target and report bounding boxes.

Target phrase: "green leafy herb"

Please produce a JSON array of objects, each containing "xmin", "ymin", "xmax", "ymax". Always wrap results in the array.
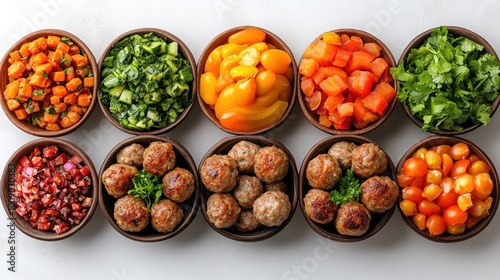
[
  {"xmin": 390, "ymin": 26, "xmax": 500, "ymax": 132},
  {"xmin": 329, "ymin": 168, "xmax": 361, "ymax": 205},
  {"xmin": 128, "ymin": 169, "xmax": 163, "ymax": 209}
]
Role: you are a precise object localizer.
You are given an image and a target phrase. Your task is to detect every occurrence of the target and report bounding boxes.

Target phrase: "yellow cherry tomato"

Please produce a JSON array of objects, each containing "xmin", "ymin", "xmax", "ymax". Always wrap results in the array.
[
  {"xmin": 204, "ymin": 46, "xmax": 222, "ymax": 76},
  {"xmin": 199, "ymin": 72, "xmax": 218, "ymax": 105},
  {"xmin": 239, "ymin": 46, "xmax": 260, "ymax": 66},
  {"xmin": 228, "ymin": 27, "xmax": 266, "ymax": 45},
  {"xmin": 219, "ymin": 54, "xmax": 240, "ymax": 76},
  {"xmin": 215, "ymin": 83, "xmax": 238, "ymax": 119},
  {"xmin": 256, "ymin": 70, "xmax": 276, "ymax": 96},
  {"xmin": 260, "ymin": 49, "xmax": 291, "ymax": 74},
  {"xmin": 230, "ymin": 65, "xmax": 259, "ymax": 80},
  {"xmin": 235, "ymin": 77, "xmax": 257, "ymax": 106},
  {"xmin": 220, "ymin": 43, "xmax": 248, "ymax": 59}
]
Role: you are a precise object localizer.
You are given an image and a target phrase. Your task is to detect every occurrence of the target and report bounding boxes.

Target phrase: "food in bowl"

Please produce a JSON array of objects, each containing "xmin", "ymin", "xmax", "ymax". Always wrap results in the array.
[
  {"xmin": 199, "ymin": 27, "xmax": 294, "ymax": 133},
  {"xmin": 3, "ymin": 34, "xmax": 95, "ymax": 131},
  {"xmin": 299, "ymin": 30, "xmax": 396, "ymax": 131},
  {"xmin": 99, "ymin": 32, "xmax": 194, "ymax": 132},
  {"xmin": 398, "ymin": 140, "xmax": 495, "ymax": 237},
  {"xmin": 391, "ymin": 26, "xmax": 500, "ymax": 133},
  {"xmin": 11, "ymin": 144, "xmax": 94, "ymax": 234}
]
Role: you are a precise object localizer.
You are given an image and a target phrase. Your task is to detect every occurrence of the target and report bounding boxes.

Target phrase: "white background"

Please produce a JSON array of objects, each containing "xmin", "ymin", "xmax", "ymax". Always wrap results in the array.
[{"xmin": 1, "ymin": 0, "xmax": 500, "ymax": 279}]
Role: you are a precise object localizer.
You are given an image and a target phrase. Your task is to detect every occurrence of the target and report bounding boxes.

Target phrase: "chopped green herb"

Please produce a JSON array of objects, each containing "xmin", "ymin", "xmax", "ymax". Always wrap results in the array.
[
  {"xmin": 128, "ymin": 169, "xmax": 163, "ymax": 210},
  {"xmin": 329, "ymin": 168, "xmax": 361, "ymax": 206}
]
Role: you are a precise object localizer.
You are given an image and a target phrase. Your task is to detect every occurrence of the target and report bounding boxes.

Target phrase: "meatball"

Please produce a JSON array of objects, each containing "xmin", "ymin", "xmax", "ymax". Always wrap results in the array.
[
  {"xmin": 361, "ymin": 176, "xmax": 398, "ymax": 213},
  {"xmin": 335, "ymin": 201, "xmax": 371, "ymax": 236},
  {"xmin": 116, "ymin": 143, "xmax": 144, "ymax": 167},
  {"xmin": 265, "ymin": 180, "xmax": 288, "ymax": 193},
  {"xmin": 235, "ymin": 210, "xmax": 261, "ymax": 232},
  {"xmin": 200, "ymin": 154, "xmax": 239, "ymax": 193},
  {"xmin": 327, "ymin": 141, "xmax": 357, "ymax": 170},
  {"xmin": 151, "ymin": 199, "xmax": 183, "ymax": 233},
  {"xmin": 113, "ymin": 195, "xmax": 150, "ymax": 232},
  {"xmin": 351, "ymin": 143, "xmax": 388, "ymax": 178},
  {"xmin": 228, "ymin": 140, "xmax": 261, "ymax": 174},
  {"xmin": 253, "ymin": 146, "xmax": 289, "ymax": 184},
  {"xmin": 306, "ymin": 154, "xmax": 342, "ymax": 190},
  {"xmin": 303, "ymin": 189, "xmax": 337, "ymax": 224},
  {"xmin": 253, "ymin": 190, "xmax": 291, "ymax": 227},
  {"xmin": 233, "ymin": 175, "xmax": 263, "ymax": 209},
  {"xmin": 206, "ymin": 193, "xmax": 241, "ymax": 228},
  {"xmin": 143, "ymin": 141, "xmax": 176, "ymax": 177},
  {"xmin": 102, "ymin": 163, "xmax": 138, "ymax": 198},
  {"xmin": 162, "ymin": 167, "xmax": 195, "ymax": 203}
]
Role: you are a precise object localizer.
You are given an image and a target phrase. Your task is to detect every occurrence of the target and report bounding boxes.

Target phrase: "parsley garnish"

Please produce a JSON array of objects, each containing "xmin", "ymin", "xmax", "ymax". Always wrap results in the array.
[
  {"xmin": 329, "ymin": 168, "xmax": 361, "ymax": 206},
  {"xmin": 128, "ymin": 169, "xmax": 163, "ymax": 209}
]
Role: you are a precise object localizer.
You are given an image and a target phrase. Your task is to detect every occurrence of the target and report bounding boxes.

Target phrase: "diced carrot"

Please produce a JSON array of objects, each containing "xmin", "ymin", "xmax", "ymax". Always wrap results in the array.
[
  {"xmin": 4, "ymin": 80, "xmax": 21, "ymax": 99},
  {"xmin": 34, "ymin": 63, "xmax": 53, "ymax": 75},
  {"xmin": 60, "ymin": 52, "xmax": 72, "ymax": 68},
  {"xmin": 45, "ymin": 123, "xmax": 60, "ymax": 131},
  {"xmin": 299, "ymin": 58, "xmax": 319, "ymax": 77},
  {"xmin": 322, "ymin": 32, "xmax": 342, "ymax": 45},
  {"xmin": 50, "ymin": 95, "xmax": 61, "ymax": 104},
  {"xmin": 29, "ymin": 71, "xmax": 48, "ymax": 88},
  {"xmin": 364, "ymin": 42, "xmax": 382, "ymax": 57},
  {"xmin": 34, "ymin": 116, "xmax": 47, "ymax": 128},
  {"xmin": 362, "ymin": 91, "xmax": 388, "ymax": 115},
  {"xmin": 52, "ymin": 85, "xmax": 68, "ymax": 97},
  {"xmin": 9, "ymin": 51, "xmax": 21, "ymax": 62},
  {"xmin": 28, "ymin": 37, "xmax": 48, "ymax": 54},
  {"xmin": 47, "ymin": 35, "xmax": 61, "ymax": 49},
  {"xmin": 67, "ymin": 110, "xmax": 81, "ymax": 122},
  {"xmin": 66, "ymin": 78, "xmax": 82, "ymax": 92},
  {"xmin": 18, "ymin": 81, "xmax": 32, "ymax": 98},
  {"xmin": 7, "ymin": 99, "xmax": 21, "ymax": 111},
  {"xmin": 51, "ymin": 49, "xmax": 64, "ymax": 65},
  {"xmin": 63, "ymin": 93, "xmax": 77, "ymax": 104},
  {"xmin": 371, "ymin": 57, "xmax": 389, "ymax": 80},
  {"xmin": 320, "ymin": 75, "xmax": 348, "ymax": 96},
  {"xmin": 7, "ymin": 61, "xmax": 26, "ymax": 79},
  {"xmin": 77, "ymin": 93, "xmax": 92, "ymax": 107},
  {"xmin": 69, "ymin": 44, "xmax": 80, "ymax": 55},
  {"xmin": 72, "ymin": 54, "xmax": 88, "ymax": 68},
  {"xmin": 353, "ymin": 97, "xmax": 368, "ymax": 122},
  {"xmin": 31, "ymin": 89, "xmax": 47, "ymax": 101},
  {"xmin": 25, "ymin": 100, "xmax": 41, "ymax": 114},
  {"xmin": 301, "ymin": 78, "xmax": 316, "ymax": 97},
  {"xmin": 52, "ymin": 71, "xmax": 66, "ymax": 82},
  {"xmin": 83, "ymin": 77, "xmax": 94, "ymax": 88},
  {"xmin": 60, "ymin": 111, "xmax": 80, "ymax": 128},
  {"xmin": 323, "ymin": 94, "xmax": 344, "ymax": 113},
  {"xmin": 53, "ymin": 103, "xmax": 67, "ymax": 114},
  {"xmin": 373, "ymin": 82, "xmax": 396, "ymax": 103},
  {"xmin": 14, "ymin": 109, "xmax": 28, "ymax": 120},
  {"xmin": 32, "ymin": 52, "xmax": 48, "ymax": 65},
  {"xmin": 318, "ymin": 113, "xmax": 332, "ymax": 127},
  {"xmin": 337, "ymin": 102, "xmax": 354, "ymax": 117},
  {"xmin": 65, "ymin": 67, "xmax": 75, "ymax": 82},
  {"xmin": 43, "ymin": 111, "xmax": 59, "ymax": 124},
  {"xmin": 56, "ymin": 42, "xmax": 70, "ymax": 54},
  {"xmin": 68, "ymin": 104, "xmax": 84, "ymax": 115},
  {"xmin": 19, "ymin": 43, "xmax": 31, "ymax": 57}
]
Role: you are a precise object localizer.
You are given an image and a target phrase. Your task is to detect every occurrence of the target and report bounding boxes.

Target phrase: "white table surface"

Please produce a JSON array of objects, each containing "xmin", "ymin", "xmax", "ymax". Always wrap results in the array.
[{"xmin": 2, "ymin": 0, "xmax": 500, "ymax": 279}]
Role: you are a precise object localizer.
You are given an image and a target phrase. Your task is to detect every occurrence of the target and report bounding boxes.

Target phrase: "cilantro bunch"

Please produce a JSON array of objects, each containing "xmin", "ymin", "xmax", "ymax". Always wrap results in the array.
[
  {"xmin": 391, "ymin": 26, "xmax": 500, "ymax": 132},
  {"xmin": 329, "ymin": 168, "xmax": 361, "ymax": 205},
  {"xmin": 129, "ymin": 169, "xmax": 163, "ymax": 209}
]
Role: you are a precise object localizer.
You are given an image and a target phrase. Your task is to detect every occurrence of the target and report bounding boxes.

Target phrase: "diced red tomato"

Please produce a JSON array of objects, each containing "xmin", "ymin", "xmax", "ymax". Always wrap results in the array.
[
  {"xmin": 303, "ymin": 40, "xmax": 338, "ymax": 65},
  {"xmin": 371, "ymin": 57, "xmax": 390, "ymax": 80},
  {"xmin": 332, "ymin": 48, "xmax": 352, "ymax": 68},
  {"xmin": 299, "ymin": 58, "xmax": 319, "ymax": 77},
  {"xmin": 345, "ymin": 51, "xmax": 376, "ymax": 74},
  {"xmin": 342, "ymin": 35, "xmax": 364, "ymax": 51},
  {"xmin": 373, "ymin": 82, "xmax": 396, "ymax": 103},
  {"xmin": 323, "ymin": 94, "xmax": 344, "ymax": 112},
  {"xmin": 301, "ymin": 78, "xmax": 316, "ymax": 97},
  {"xmin": 319, "ymin": 75, "xmax": 348, "ymax": 96},
  {"xmin": 337, "ymin": 102, "xmax": 354, "ymax": 117},
  {"xmin": 348, "ymin": 70, "xmax": 374, "ymax": 97},
  {"xmin": 363, "ymin": 42, "xmax": 382, "ymax": 57},
  {"xmin": 363, "ymin": 91, "xmax": 388, "ymax": 115}
]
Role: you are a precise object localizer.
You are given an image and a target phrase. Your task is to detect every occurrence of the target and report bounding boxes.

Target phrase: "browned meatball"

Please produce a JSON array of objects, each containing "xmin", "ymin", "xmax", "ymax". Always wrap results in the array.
[
  {"xmin": 200, "ymin": 155, "xmax": 239, "ymax": 193},
  {"xmin": 306, "ymin": 154, "xmax": 342, "ymax": 190},
  {"xmin": 328, "ymin": 141, "xmax": 357, "ymax": 170},
  {"xmin": 151, "ymin": 199, "xmax": 183, "ymax": 233},
  {"xmin": 303, "ymin": 189, "xmax": 337, "ymax": 224},
  {"xmin": 228, "ymin": 140, "xmax": 261, "ymax": 174},
  {"xmin": 253, "ymin": 190, "xmax": 291, "ymax": 227},
  {"xmin": 235, "ymin": 210, "xmax": 261, "ymax": 232},
  {"xmin": 361, "ymin": 176, "xmax": 398, "ymax": 213},
  {"xmin": 116, "ymin": 143, "xmax": 144, "ymax": 167},
  {"xmin": 162, "ymin": 167, "xmax": 195, "ymax": 203},
  {"xmin": 253, "ymin": 146, "xmax": 289, "ymax": 184},
  {"xmin": 102, "ymin": 163, "xmax": 138, "ymax": 198},
  {"xmin": 233, "ymin": 175, "xmax": 263, "ymax": 209},
  {"xmin": 206, "ymin": 193, "xmax": 241, "ymax": 228},
  {"xmin": 265, "ymin": 180, "xmax": 288, "ymax": 193},
  {"xmin": 114, "ymin": 195, "xmax": 150, "ymax": 232},
  {"xmin": 351, "ymin": 143, "xmax": 387, "ymax": 178},
  {"xmin": 335, "ymin": 201, "xmax": 371, "ymax": 236},
  {"xmin": 143, "ymin": 141, "xmax": 176, "ymax": 177}
]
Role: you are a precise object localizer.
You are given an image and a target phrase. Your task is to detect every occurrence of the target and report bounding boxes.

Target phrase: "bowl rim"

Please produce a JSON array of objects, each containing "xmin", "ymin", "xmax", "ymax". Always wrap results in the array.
[
  {"xmin": 196, "ymin": 25, "xmax": 298, "ymax": 135},
  {"xmin": 396, "ymin": 135, "xmax": 499, "ymax": 242},
  {"xmin": 198, "ymin": 135, "xmax": 299, "ymax": 242},
  {"xmin": 0, "ymin": 137, "xmax": 99, "ymax": 241},
  {"xmin": 0, "ymin": 29, "xmax": 99, "ymax": 137},
  {"xmin": 98, "ymin": 135, "xmax": 200, "ymax": 242},
  {"xmin": 396, "ymin": 25, "xmax": 500, "ymax": 135},
  {"xmin": 297, "ymin": 28, "xmax": 398, "ymax": 135},
  {"xmin": 299, "ymin": 134, "xmax": 397, "ymax": 242},
  {"xmin": 97, "ymin": 27, "xmax": 197, "ymax": 135}
]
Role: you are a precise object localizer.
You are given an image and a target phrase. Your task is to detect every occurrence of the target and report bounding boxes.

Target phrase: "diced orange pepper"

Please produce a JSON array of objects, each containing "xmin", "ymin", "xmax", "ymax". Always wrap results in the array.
[{"xmin": 83, "ymin": 77, "xmax": 94, "ymax": 88}]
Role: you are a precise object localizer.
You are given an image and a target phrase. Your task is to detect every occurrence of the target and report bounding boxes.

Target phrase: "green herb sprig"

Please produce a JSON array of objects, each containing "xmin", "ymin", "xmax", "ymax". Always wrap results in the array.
[
  {"xmin": 128, "ymin": 169, "xmax": 163, "ymax": 209},
  {"xmin": 329, "ymin": 168, "xmax": 361, "ymax": 206}
]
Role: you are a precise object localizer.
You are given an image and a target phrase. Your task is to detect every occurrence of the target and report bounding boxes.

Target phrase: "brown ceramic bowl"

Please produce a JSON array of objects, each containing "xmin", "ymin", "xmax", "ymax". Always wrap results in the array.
[
  {"xmin": 0, "ymin": 29, "xmax": 98, "ymax": 137},
  {"xmin": 197, "ymin": 26, "xmax": 297, "ymax": 135},
  {"xmin": 299, "ymin": 135, "xmax": 397, "ymax": 242},
  {"xmin": 397, "ymin": 135, "xmax": 499, "ymax": 242},
  {"xmin": 397, "ymin": 26, "xmax": 500, "ymax": 135},
  {"xmin": 1, "ymin": 138, "xmax": 98, "ymax": 241},
  {"xmin": 99, "ymin": 135, "xmax": 199, "ymax": 242},
  {"xmin": 98, "ymin": 28, "xmax": 196, "ymax": 135},
  {"xmin": 298, "ymin": 29, "xmax": 397, "ymax": 135},
  {"xmin": 199, "ymin": 135, "xmax": 298, "ymax": 241}
]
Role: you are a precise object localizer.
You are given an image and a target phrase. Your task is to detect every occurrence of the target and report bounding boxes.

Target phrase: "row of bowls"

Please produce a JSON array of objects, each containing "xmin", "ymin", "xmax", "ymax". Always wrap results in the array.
[
  {"xmin": 1, "ymin": 133, "xmax": 498, "ymax": 243},
  {"xmin": 2, "ymin": 26, "xmax": 499, "ymax": 137}
]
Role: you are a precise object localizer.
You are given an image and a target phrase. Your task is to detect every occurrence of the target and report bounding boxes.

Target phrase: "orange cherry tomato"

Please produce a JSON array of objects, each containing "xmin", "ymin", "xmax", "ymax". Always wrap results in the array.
[
  {"xmin": 468, "ymin": 160, "xmax": 491, "ymax": 175},
  {"xmin": 220, "ymin": 43, "xmax": 247, "ymax": 58},
  {"xmin": 437, "ymin": 190, "xmax": 458, "ymax": 209},
  {"xmin": 418, "ymin": 200, "xmax": 441, "ymax": 216},
  {"xmin": 402, "ymin": 186, "xmax": 424, "ymax": 203},
  {"xmin": 423, "ymin": 184, "xmax": 443, "ymax": 201},
  {"xmin": 443, "ymin": 205, "xmax": 468, "ymax": 226},
  {"xmin": 204, "ymin": 46, "xmax": 222, "ymax": 76},
  {"xmin": 457, "ymin": 193, "xmax": 473, "ymax": 211},
  {"xmin": 413, "ymin": 147, "xmax": 427, "ymax": 160},
  {"xmin": 199, "ymin": 72, "xmax": 218, "ymax": 105},
  {"xmin": 230, "ymin": 65, "xmax": 259, "ymax": 80},
  {"xmin": 260, "ymin": 49, "xmax": 291, "ymax": 74},
  {"xmin": 235, "ymin": 77, "xmax": 257, "ymax": 106},
  {"xmin": 450, "ymin": 159, "xmax": 470, "ymax": 178},
  {"xmin": 450, "ymin": 142, "xmax": 470, "ymax": 161},
  {"xmin": 228, "ymin": 27, "xmax": 266, "ymax": 45},
  {"xmin": 425, "ymin": 150, "xmax": 442, "ymax": 169},
  {"xmin": 447, "ymin": 223, "xmax": 465, "ymax": 235},
  {"xmin": 256, "ymin": 70, "xmax": 277, "ymax": 96},
  {"xmin": 426, "ymin": 215, "xmax": 447, "ymax": 236},
  {"xmin": 400, "ymin": 199, "xmax": 417, "ymax": 216},
  {"xmin": 412, "ymin": 213, "xmax": 427, "ymax": 230},
  {"xmin": 474, "ymin": 173, "xmax": 493, "ymax": 196},
  {"xmin": 441, "ymin": 153, "xmax": 453, "ymax": 177},
  {"xmin": 402, "ymin": 157, "xmax": 428, "ymax": 177},
  {"xmin": 433, "ymin": 144, "xmax": 451, "ymax": 156},
  {"xmin": 454, "ymin": 173, "xmax": 475, "ymax": 195}
]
